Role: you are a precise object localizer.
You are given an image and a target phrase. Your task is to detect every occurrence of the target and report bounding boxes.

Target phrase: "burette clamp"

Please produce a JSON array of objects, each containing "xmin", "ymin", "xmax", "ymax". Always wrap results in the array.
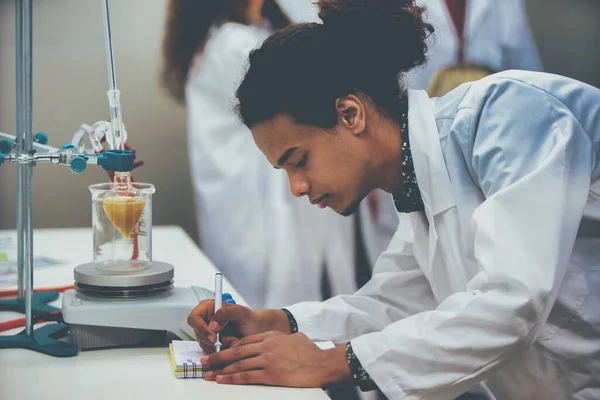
[{"xmin": 97, "ymin": 149, "xmax": 134, "ymax": 172}]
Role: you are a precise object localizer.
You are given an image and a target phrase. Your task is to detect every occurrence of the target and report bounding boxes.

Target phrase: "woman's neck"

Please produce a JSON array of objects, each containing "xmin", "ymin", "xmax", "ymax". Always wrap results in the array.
[
  {"xmin": 246, "ymin": 4, "xmax": 265, "ymax": 28},
  {"xmin": 374, "ymin": 118, "xmax": 405, "ymax": 194}
]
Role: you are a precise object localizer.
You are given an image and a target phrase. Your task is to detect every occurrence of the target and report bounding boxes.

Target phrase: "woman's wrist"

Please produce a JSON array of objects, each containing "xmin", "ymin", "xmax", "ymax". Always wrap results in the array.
[
  {"xmin": 258, "ymin": 309, "xmax": 293, "ymax": 334},
  {"xmin": 318, "ymin": 344, "xmax": 353, "ymax": 387}
]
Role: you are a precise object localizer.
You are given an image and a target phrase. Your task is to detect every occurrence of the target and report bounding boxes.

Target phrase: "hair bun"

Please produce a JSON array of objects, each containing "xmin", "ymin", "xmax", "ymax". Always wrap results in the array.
[{"xmin": 317, "ymin": 0, "xmax": 433, "ymax": 74}]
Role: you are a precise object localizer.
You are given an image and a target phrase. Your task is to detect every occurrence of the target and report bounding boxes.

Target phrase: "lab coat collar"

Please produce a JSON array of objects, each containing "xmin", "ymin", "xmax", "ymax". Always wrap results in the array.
[{"xmin": 407, "ymin": 90, "xmax": 456, "ymax": 216}]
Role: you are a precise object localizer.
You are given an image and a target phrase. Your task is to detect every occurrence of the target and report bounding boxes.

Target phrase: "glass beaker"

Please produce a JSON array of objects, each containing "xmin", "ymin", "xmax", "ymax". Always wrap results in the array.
[{"xmin": 89, "ymin": 181, "xmax": 155, "ymax": 272}]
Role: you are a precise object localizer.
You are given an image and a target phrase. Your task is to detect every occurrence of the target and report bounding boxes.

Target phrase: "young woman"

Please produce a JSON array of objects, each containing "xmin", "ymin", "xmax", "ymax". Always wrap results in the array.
[
  {"xmin": 162, "ymin": 1, "xmax": 383, "ymax": 311},
  {"xmin": 188, "ymin": 0, "xmax": 600, "ymax": 398}
]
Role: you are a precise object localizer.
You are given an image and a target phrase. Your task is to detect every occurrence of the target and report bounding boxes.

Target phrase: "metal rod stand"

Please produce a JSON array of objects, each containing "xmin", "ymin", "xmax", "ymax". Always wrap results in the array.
[{"xmin": 0, "ymin": 0, "xmax": 78, "ymax": 358}]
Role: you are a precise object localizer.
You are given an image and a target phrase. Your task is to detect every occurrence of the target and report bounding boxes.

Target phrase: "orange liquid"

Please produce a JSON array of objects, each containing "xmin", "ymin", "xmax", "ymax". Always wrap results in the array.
[{"xmin": 102, "ymin": 197, "xmax": 145, "ymax": 238}]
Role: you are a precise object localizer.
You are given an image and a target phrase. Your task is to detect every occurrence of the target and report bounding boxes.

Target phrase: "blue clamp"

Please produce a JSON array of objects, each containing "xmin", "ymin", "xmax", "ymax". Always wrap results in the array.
[
  {"xmin": 70, "ymin": 156, "xmax": 87, "ymax": 173},
  {"xmin": 0, "ymin": 138, "xmax": 13, "ymax": 154},
  {"xmin": 0, "ymin": 153, "xmax": 4, "ymax": 165},
  {"xmin": 222, "ymin": 293, "xmax": 236, "ymax": 304},
  {"xmin": 33, "ymin": 132, "xmax": 48, "ymax": 145},
  {"xmin": 61, "ymin": 143, "xmax": 75, "ymax": 150},
  {"xmin": 97, "ymin": 150, "xmax": 134, "ymax": 172}
]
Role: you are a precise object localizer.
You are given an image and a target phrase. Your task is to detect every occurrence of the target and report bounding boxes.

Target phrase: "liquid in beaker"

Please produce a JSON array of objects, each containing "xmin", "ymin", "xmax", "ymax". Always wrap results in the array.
[
  {"xmin": 89, "ymin": 182, "xmax": 155, "ymax": 271},
  {"xmin": 102, "ymin": 196, "xmax": 145, "ymax": 238}
]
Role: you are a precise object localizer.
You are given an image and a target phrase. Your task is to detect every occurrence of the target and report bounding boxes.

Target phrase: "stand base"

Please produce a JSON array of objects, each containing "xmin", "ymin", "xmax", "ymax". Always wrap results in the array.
[
  {"xmin": 0, "ymin": 291, "xmax": 60, "ymax": 314},
  {"xmin": 0, "ymin": 323, "xmax": 79, "ymax": 357}
]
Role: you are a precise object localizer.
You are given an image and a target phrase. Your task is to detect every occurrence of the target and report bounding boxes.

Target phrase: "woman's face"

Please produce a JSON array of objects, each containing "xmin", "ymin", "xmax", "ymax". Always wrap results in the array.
[{"xmin": 251, "ymin": 99, "xmax": 377, "ymax": 216}]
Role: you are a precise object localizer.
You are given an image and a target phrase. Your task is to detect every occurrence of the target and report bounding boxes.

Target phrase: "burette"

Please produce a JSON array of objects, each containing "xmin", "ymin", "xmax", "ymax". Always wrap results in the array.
[
  {"xmin": 102, "ymin": 0, "xmax": 126, "ymax": 152},
  {"xmin": 101, "ymin": 0, "xmax": 143, "ymax": 236}
]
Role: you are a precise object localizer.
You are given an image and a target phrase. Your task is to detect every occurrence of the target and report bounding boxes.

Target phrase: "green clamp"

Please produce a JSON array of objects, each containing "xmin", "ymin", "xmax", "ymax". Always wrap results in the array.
[
  {"xmin": 70, "ymin": 156, "xmax": 87, "ymax": 173},
  {"xmin": 0, "ymin": 138, "xmax": 13, "ymax": 154},
  {"xmin": 97, "ymin": 150, "xmax": 134, "ymax": 172},
  {"xmin": 33, "ymin": 132, "xmax": 48, "ymax": 145}
]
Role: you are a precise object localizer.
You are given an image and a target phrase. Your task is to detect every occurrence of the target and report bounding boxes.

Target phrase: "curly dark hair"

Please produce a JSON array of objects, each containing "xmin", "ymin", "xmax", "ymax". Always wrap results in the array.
[
  {"xmin": 161, "ymin": 0, "xmax": 290, "ymax": 103},
  {"xmin": 236, "ymin": 0, "xmax": 434, "ymax": 128}
]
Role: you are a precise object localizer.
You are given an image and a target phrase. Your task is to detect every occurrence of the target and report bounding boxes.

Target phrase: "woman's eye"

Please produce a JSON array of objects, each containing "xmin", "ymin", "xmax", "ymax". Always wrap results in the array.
[{"xmin": 296, "ymin": 155, "xmax": 308, "ymax": 168}]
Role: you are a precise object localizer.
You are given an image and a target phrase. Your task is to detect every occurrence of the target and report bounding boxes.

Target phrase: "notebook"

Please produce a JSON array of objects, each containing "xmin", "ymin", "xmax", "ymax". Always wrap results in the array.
[
  {"xmin": 169, "ymin": 339, "xmax": 335, "ymax": 379},
  {"xmin": 169, "ymin": 340, "xmax": 206, "ymax": 379}
]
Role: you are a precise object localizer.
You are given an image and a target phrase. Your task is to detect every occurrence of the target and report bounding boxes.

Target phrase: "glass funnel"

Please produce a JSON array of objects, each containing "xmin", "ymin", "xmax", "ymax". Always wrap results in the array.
[{"xmin": 89, "ymin": 177, "xmax": 155, "ymax": 272}]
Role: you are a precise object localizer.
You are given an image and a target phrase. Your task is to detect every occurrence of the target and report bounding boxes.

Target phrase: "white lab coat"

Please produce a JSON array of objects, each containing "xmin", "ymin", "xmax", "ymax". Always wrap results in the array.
[
  {"xmin": 287, "ymin": 70, "xmax": 600, "ymax": 399},
  {"xmin": 186, "ymin": 22, "xmax": 368, "ymax": 308}
]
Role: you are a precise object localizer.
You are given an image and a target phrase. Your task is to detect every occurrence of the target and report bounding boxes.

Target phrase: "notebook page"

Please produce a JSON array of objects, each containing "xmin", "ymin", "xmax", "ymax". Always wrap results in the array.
[{"xmin": 171, "ymin": 340, "xmax": 204, "ymax": 370}]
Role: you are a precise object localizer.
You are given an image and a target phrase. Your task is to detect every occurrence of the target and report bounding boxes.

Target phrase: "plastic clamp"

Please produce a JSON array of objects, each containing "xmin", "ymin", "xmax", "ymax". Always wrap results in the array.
[
  {"xmin": 61, "ymin": 143, "xmax": 75, "ymax": 150},
  {"xmin": 97, "ymin": 150, "xmax": 134, "ymax": 172},
  {"xmin": 70, "ymin": 156, "xmax": 87, "ymax": 173},
  {"xmin": 0, "ymin": 139, "xmax": 13, "ymax": 154},
  {"xmin": 33, "ymin": 132, "xmax": 48, "ymax": 145}
]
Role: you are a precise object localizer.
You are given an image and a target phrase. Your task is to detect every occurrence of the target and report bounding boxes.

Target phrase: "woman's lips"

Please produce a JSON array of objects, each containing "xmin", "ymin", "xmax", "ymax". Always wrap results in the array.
[{"xmin": 317, "ymin": 195, "xmax": 328, "ymax": 209}]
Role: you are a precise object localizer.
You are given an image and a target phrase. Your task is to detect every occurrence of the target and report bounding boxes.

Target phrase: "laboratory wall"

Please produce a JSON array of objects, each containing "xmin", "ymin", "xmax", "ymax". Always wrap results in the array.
[
  {"xmin": 526, "ymin": 0, "xmax": 600, "ymax": 89},
  {"xmin": 0, "ymin": 0, "xmax": 599, "ymax": 246},
  {"xmin": 0, "ymin": 0, "xmax": 196, "ymax": 240}
]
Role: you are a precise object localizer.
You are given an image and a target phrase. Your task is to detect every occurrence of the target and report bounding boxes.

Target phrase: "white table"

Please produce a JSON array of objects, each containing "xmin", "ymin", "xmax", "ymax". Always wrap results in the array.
[{"xmin": 0, "ymin": 226, "xmax": 330, "ymax": 400}]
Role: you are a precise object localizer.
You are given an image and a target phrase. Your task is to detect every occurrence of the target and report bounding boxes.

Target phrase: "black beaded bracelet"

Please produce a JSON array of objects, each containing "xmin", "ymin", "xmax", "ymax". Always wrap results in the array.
[
  {"xmin": 346, "ymin": 342, "xmax": 378, "ymax": 392},
  {"xmin": 280, "ymin": 308, "xmax": 298, "ymax": 334}
]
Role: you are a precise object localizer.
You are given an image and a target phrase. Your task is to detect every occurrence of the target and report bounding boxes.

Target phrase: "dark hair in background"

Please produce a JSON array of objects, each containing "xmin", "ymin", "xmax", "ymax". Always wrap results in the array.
[
  {"xmin": 237, "ymin": 0, "xmax": 434, "ymax": 129},
  {"xmin": 162, "ymin": 0, "xmax": 291, "ymax": 103}
]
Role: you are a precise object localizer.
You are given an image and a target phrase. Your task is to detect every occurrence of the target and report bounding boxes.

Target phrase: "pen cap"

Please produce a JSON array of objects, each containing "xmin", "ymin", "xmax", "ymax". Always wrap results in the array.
[{"xmin": 222, "ymin": 293, "xmax": 235, "ymax": 304}]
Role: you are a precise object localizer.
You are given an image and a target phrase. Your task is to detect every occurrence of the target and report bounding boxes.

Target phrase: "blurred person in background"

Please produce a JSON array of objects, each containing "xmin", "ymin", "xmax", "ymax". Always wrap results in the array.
[
  {"xmin": 277, "ymin": 0, "xmax": 321, "ymax": 22},
  {"xmin": 407, "ymin": 0, "xmax": 542, "ymax": 95},
  {"xmin": 161, "ymin": 0, "xmax": 381, "ymax": 324}
]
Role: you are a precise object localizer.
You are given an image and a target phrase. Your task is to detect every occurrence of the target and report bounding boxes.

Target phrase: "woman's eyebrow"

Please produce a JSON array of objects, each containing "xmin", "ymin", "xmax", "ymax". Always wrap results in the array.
[{"xmin": 277, "ymin": 147, "xmax": 299, "ymax": 166}]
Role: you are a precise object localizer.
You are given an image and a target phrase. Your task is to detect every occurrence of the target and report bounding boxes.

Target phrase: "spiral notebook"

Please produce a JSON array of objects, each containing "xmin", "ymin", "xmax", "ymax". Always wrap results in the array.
[
  {"xmin": 169, "ymin": 339, "xmax": 335, "ymax": 379},
  {"xmin": 169, "ymin": 340, "xmax": 206, "ymax": 379}
]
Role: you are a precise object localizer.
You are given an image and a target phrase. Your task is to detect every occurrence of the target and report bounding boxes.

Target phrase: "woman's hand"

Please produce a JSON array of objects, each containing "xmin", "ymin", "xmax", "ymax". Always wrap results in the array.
[
  {"xmin": 201, "ymin": 331, "xmax": 352, "ymax": 388},
  {"xmin": 187, "ymin": 300, "xmax": 291, "ymax": 354}
]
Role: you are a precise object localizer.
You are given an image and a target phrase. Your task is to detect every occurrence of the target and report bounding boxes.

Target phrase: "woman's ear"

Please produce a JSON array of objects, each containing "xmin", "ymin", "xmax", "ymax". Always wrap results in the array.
[{"xmin": 335, "ymin": 94, "xmax": 366, "ymax": 136}]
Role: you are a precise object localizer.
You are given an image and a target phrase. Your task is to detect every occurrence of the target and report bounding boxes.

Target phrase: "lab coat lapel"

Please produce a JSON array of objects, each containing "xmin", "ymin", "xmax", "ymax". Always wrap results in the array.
[
  {"xmin": 407, "ymin": 91, "xmax": 455, "ymax": 215},
  {"xmin": 408, "ymin": 90, "xmax": 461, "ymax": 298}
]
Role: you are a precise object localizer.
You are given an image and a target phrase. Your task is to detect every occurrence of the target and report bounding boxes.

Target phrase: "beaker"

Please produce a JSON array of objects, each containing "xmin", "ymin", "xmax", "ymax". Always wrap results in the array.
[{"xmin": 89, "ymin": 181, "xmax": 155, "ymax": 272}]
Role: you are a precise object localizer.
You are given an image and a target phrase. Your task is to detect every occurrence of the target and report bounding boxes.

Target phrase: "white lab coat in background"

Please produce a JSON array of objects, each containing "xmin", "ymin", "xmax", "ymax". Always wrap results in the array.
[
  {"xmin": 287, "ymin": 71, "xmax": 600, "ymax": 399},
  {"xmin": 406, "ymin": 0, "xmax": 542, "ymax": 90},
  {"xmin": 276, "ymin": 0, "xmax": 321, "ymax": 23},
  {"xmin": 186, "ymin": 22, "xmax": 367, "ymax": 308}
]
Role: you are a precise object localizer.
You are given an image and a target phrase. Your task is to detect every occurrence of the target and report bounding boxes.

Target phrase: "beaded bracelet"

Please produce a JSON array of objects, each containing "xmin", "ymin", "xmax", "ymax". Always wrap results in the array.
[
  {"xmin": 346, "ymin": 342, "xmax": 378, "ymax": 392},
  {"xmin": 280, "ymin": 308, "xmax": 298, "ymax": 334}
]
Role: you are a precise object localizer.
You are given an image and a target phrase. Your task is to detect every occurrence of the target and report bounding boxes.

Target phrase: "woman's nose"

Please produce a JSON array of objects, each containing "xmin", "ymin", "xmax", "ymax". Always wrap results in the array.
[{"xmin": 288, "ymin": 173, "xmax": 309, "ymax": 198}]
